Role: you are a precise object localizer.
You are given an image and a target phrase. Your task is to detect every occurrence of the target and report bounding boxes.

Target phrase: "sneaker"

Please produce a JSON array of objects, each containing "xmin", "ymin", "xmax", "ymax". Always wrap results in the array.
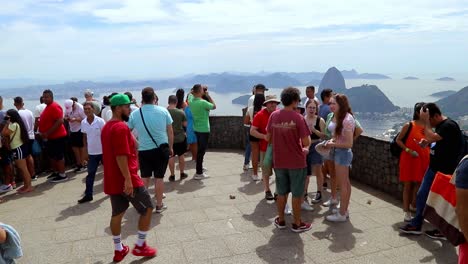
[
  {"xmin": 132, "ymin": 242, "xmax": 157, "ymax": 257},
  {"xmin": 0, "ymin": 184, "xmax": 13, "ymax": 193},
  {"xmin": 31, "ymin": 175, "xmax": 39, "ymax": 181},
  {"xmin": 162, "ymin": 193, "xmax": 166, "ymax": 199},
  {"xmin": 404, "ymin": 211, "xmax": 412, "ymax": 222},
  {"xmin": 409, "ymin": 204, "xmax": 417, "ymax": 212},
  {"xmin": 47, "ymin": 172, "xmax": 59, "ymax": 180},
  {"xmin": 113, "ymin": 244, "xmax": 130, "ymax": 263},
  {"xmin": 73, "ymin": 166, "xmax": 86, "ymax": 173},
  {"xmin": 168, "ymin": 175, "xmax": 175, "ymax": 182},
  {"xmin": 251, "ymin": 174, "xmax": 260, "ymax": 181},
  {"xmin": 301, "ymin": 201, "xmax": 314, "ymax": 211},
  {"xmin": 326, "ymin": 212, "xmax": 348, "ymax": 222},
  {"xmin": 399, "ymin": 224, "xmax": 422, "ymax": 235},
  {"xmin": 425, "ymin": 229, "xmax": 447, "ymax": 240},
  {"xmin": 274, "ymin": 217, "xmax": 286, "ymax": 229},
  {"xmin": 194, "ymin": 173, "xmax": 210, "ymax": 180},
  {"xmin": 180, "ymin": 173, "xmax": 188, "ymax": 180},
  {"xmin": 203, "ymin": 167, "xmax": 208, "ymax": 172},
  {"xmin": 78, "ymin": 196, "xmax": 93, "ymax": 204},
  {"xmin": 265, "ymin": 191, "xmax": 274, "ymax": 201},
  {"xmin": 291, "ymin": 222, "xmax": 312, "ymax": 233},
  {"xmin": 311, "ymin": 192, "xmax": 322, "ymax": 204},
  {"xmin": 243, "ymin": 164, "xmax": 249, "ymax": 171},
  {"xmin": 11, "ymin": 182, "xmax": 16, "ymax": 189},
  {"xmin": 284, "ymin": 204, "xmax": 292, "ymax": 215},
  {"xmin": 50, "ymin": 175, "xmax": 68, "ymax": 183},
  {"xmin": 323, "ymin": 198, "xmax": 339, "ymax": 207},
  {"xmin": 155, "ymin": 204, "xmax": 167, "ymax": 214},
  {"xmin": 331, "ymin": 208, "xmax": 349, "ymax": 218}
]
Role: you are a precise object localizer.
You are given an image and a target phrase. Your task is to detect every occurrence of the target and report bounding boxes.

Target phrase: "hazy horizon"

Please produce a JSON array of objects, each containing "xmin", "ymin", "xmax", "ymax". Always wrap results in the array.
[{"xmin": 1, "ymin": 1, "xmax": 468, "ymax": 80}]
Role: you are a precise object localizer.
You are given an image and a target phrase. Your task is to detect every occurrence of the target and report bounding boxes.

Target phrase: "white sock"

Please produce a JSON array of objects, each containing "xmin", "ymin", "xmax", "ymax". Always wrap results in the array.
[
  {"xmin": 59, "ymin": 173, "xmax": 66, "ymax": 177},
  {"xmin": 136, "ymin": 231, "xmax": 147, "ymax": 247},
  {"xmin": 113, "ymin": 235, "xmax": 123, "ymax": 251}
]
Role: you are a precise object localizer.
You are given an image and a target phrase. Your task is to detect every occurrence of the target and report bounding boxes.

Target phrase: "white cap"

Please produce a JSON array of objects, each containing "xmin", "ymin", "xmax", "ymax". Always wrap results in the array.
[{"xmin": 64, "ymin": 99, "xmax": 73, "ymax": 114}]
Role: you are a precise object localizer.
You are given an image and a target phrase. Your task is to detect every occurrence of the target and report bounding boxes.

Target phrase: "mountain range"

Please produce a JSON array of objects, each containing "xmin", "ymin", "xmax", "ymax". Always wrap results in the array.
[{"xmin": 436, "ymin": 86, "xmax": 468, "ymax": 117}]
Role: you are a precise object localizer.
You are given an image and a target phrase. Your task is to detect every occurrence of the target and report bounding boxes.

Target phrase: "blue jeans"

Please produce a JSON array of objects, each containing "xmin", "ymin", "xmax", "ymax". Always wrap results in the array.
[
  {"xmin": 244, "ymin": 126, "xmax": 251, "ymax": 165},
  {"xmin": 85, "ymin": 154, "xmax": 102, "ymax": 197},
  {"xmin": 410, "ymin": 167, "xmax": 436, "ymax": 228}
]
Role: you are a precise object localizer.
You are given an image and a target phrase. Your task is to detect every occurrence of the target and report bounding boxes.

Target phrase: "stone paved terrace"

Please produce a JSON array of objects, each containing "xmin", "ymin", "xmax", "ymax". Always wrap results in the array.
[{"xmin": 0, "ymin": 150, "xmax": 459, "ymax": 264}]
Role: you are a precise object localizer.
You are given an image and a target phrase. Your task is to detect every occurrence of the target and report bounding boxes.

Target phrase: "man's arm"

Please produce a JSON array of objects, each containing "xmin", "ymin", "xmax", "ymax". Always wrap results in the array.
[
  {"xmin": 250, "ymin": 126, "xmax": 266, "ymax": 140},
  {"xmin": 167, "ymin": 124, "xmax": 174, "ymax": 156},
  {"xmin": 205, "ymin": 93, "xmax": 216, "ymax": 110},
  {"xmin": 301, "ymin": 135, "xmax": 311, "ymax": 148},
  {"xmin": 456, "ymin": 188, "xmax": 468, "ymax": 241},
  {"xmin": 116, "ymin": 155, "xmax": 133, "ymax": 196},
  {"xmin": 0, "ymin": 227, "xmax": 6, "ymax": 243}
]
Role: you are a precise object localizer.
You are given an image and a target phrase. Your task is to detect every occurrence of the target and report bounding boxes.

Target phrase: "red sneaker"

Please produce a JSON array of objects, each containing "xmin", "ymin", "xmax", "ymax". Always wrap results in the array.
[
  {"xmin": 132, "ymin": 242, "xmax": 157, "ymax": 257},
  {"xmin": 113, "ymin": 244, "xmax": 129, "ymax": 263}
]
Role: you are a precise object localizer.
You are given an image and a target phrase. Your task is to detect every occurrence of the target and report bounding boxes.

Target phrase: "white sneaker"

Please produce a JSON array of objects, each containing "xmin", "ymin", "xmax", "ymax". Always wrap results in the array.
[
  {"xmin": 0, "ymin": 184, "xmax": 13, "ymax": 193},
  {"xmin": 323, "ymin": 198, "xmax": 339, "ymax": 207},
  {"xmin": 331, "ymin": 207, "xmax": 349, "ymax": 218},
  {"xmin": 251, "ymin": 174, "xmax": 260, "ymax": 181},
  {"xmin": 301, "ymin": 201, "xmax": 314, "ymax": 211},
  {"xmin": 243, "ymin": 164, "xmax": 249, "ymax": 171},
  {"xmin": 404, "ymin": 211, "xmax": 412, "ymax": 222},
  {"xmin": 326, "ymin": 211, "xmax": 348, "ymax": 222},
  {"xmin": 284, "ymin": 204, "xmax": 292, "ymax": 215},
  {"xmin": 409, "ymin": 205, "xmax": 416, "ymax": 212},
  {"xmin": 194, "ymin": 173, "xmax": 210, "ymax": 180}
]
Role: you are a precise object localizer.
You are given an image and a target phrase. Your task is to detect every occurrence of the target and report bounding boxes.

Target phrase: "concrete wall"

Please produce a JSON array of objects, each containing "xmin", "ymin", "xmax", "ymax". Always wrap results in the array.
[{"xmin": 208, "ymin": 116, "xmax": 245, "ymax": 149}]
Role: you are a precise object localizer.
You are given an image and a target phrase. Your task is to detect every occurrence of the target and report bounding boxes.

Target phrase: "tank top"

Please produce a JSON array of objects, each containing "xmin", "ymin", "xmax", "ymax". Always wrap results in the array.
[{"xmin": 310, "ymin": 117, "xmax": 321, "ymax": 140}]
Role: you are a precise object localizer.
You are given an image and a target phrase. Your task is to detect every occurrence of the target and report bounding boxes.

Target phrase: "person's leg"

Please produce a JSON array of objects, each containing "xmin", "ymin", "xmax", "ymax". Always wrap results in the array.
[
  {"xmin": 410, "ymin": 168, "xmax": 436, "ymax": 228},
  {"xmin": 110, "ymin": 212, "xmax": 125, "ymax": 236},
  {"xmin": 179, "ymin": 155, "xmax": 185, "ymax": 174},
  {"xmin": 325, "ymin": 160, "xmax": 337, "ymax": 199},
  {"xmin": 291, "ymin": 168, "xmax": 307, "ymax": 225},
  {"xmin": 57, "ymin": 159, "xmax": 66, "ymax": 174},
  {"xmin": 190, "ymin": 143, "xmax": 197, "ymax": 161},
  {"xmin": 459, "ymin": 242, "xmax": 468, "ymax": 264},
  {"xmin": 402, "ymin": 181, "xmax": 411, "ymax": 212},
  {"xmin": 251, "ymin": 142, "xmax": 259, "ymax": 177},
  {"xmin": 303, "ymin": 176, "xmax": 310, "ymax": 201},
  {"xmin": 168, "ymin": 157, "xmax": 175, "ymax": 176},
  {"xmin": 195, "ymin": 132, "xmax": 209, "ymax": 175},
  {"xmin": 72, "ymin": 146, "xmax": 82, "ymax": 167},
  {"xmin": 155, "ymin": 178, "xmax": 164, "ymax": 207},
  {"xmin": 16, "ymin": 159, "xmax": 32, "ymax": 190},
  {"xmin": 244, "ymin": 127, "xmax": 251, "ymax": 166},
  {"xmin": 84, "ymin": 155, "xmax": 101, "ymax": 197},
  {"xmin": 314, "ymin": 165, "xmax": 324, "ymax": 194},
  {"xmin": 274, "ymin": 169, "xmax": 289, "ymax": 222},
  {"xmin": 26, "ymin": 155, "xmax": 35, "ymax": 178},
  {"xmin": 411, "ymin": 182, "xmax": 420, "ymax": 209}
]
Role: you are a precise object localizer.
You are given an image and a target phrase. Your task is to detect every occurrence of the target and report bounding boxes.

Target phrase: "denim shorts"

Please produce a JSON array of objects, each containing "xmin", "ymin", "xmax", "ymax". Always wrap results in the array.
[
  {"xmin": 332, "ymin": 148, "xmax": 353, "ymax": 167},
  {"xmin": 307, "ymin": 142, "xmax": 323, "ymax": 175}
]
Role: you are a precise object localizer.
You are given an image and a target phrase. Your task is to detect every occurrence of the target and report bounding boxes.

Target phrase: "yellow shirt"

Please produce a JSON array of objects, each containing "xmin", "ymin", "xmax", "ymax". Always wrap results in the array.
[{"xmin": 8, "ymin": 123, "xmax": 23, "ymax": 150}]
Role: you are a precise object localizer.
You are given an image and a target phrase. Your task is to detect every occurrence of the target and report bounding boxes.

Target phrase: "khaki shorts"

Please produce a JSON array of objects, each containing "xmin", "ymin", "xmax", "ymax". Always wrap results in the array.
[{"xmin": 261, "ymin": 151, "xmax": 273, "ymax": 177}]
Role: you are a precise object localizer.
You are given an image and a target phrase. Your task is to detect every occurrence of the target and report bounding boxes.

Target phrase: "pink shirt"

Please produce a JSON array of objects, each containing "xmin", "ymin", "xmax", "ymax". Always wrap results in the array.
[
  {"xmin": 328, "ymin": 113, "xmax": 355, "ymax": 144},
  {"xmin": 267, "ymin": 109, "xmax": 310, "ymax": 169}
]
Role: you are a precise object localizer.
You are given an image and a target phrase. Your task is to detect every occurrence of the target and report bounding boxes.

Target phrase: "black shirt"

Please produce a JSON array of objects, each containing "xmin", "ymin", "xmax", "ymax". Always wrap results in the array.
[{"xmin": 430, "ymin": 118, "xmax": 462, "ymax": 174}]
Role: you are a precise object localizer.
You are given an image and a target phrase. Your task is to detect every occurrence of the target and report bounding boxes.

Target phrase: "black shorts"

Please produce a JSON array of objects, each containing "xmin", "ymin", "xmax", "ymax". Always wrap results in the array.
[
  {"xmin": 249, "ymin": 135, "xmax": 260, "ymax": 142},
  {"xmin": 110, "ymin": 187, "xmax": 154, "ymax": 217},
  {"xmin": 138, "ymin": 144, "xmax": 170, "ymax": 178},
  {"xmin": 12, "ymin": 144, "xmax": 30, "ymax": 160},
  {"xmin": 0, "ymin": 147, "xmax": 12, "ymax": 165},
  {"xmin": 45, "ymin": 137, "xmax": 66, "ymax": 160},
  {"xmin": 70, "ymin": 131, "xmax": 84, "ymax": 148},
  {"xmin": 173, "ymin": 139, "xmax": 187, "ymax": 157}
]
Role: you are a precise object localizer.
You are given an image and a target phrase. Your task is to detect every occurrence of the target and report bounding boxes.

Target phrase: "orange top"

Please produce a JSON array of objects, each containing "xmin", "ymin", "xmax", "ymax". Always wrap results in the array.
[{"xmin": 399, "ymin": 121, "xmax": 430, "ymax": 182}]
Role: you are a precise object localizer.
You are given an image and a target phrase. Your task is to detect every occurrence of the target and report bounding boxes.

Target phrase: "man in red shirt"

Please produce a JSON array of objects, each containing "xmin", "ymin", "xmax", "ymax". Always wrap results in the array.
[
  {"xmin": 38, "ymin": 90, "xmax": 69, "ymax": 183},
  {"xmin": 102, "ymin": 94, "xmax": 157, "ymax": 262},
  {"xmin": 266, "ymin": 87, "xmax": 312, "ymax": 233},
  {"xmin": 250, "ymin": 95, "xmax": 280, "ymax": 200}
]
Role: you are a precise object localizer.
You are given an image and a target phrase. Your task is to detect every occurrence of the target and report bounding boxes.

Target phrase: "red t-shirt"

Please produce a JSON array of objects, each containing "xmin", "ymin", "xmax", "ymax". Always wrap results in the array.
[
  {"xmin": 38, "ymin": 102, "xmax": 67, "ymax": 139},
  {"xmin": 252, "ymin": 108, "xmax": 274, "ymax": 152},
  {"xmin": 267, "ymin": 109, "xmax": 310, "ymax": 169},
  {"xmin": 101, "ymin": 120, "xmax": 144, "ymax": 195}
]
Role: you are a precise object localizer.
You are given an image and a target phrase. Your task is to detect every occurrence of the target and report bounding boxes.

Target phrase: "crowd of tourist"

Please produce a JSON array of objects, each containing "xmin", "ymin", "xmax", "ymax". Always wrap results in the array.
[{"xmin": 0, "ymin": 82, "xmax": 466, "ymax": 263}]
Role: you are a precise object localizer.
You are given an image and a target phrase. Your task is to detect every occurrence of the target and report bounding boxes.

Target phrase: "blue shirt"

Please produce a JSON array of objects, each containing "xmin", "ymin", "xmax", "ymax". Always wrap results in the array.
[
  {"xmin": 128, "ymin": 105, "xmax": 173, "ymax": 151},
  {"xmin": 318, "ymin": 104, "xmax": 331, "ymax": 120},
  {"xmin": 455, "ymin": 156, "xmax": 468, "ymax": 189},
  {"xmin": 0, "ymin": 222, "xmax": 22, "ymax": 264}
]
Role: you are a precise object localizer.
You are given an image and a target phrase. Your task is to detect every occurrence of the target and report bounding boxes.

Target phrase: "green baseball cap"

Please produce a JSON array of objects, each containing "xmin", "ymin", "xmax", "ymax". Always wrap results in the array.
[{"xmin": 110, "ymin": 94, "xmax": 134, "ymax": 106}]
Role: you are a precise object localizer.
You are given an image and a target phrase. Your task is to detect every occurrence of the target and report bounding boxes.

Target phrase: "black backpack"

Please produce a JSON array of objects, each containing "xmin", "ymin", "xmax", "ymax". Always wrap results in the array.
[{"xmin": 390, "ymin": 122, "xmax": 413, "ymax": 158}]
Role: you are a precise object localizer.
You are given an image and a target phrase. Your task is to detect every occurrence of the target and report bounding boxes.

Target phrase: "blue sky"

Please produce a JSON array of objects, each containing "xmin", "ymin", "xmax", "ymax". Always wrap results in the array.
[{"xmin": 0, "ymin": 0, "xmax": 467, "ymax": 81}]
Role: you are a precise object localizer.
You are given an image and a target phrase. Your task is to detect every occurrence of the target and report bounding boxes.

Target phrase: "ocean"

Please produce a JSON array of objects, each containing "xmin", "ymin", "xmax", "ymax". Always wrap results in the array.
[{"xmin": 2, "ymin": 78, "xmax": 466, "ymax": 139}]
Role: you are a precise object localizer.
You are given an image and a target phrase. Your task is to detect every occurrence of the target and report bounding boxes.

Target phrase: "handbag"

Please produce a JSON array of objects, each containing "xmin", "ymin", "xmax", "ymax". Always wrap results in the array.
[
  {"xmin": 315, "ymin": 140, "xmax": 331, "ymax": 158},
  {"xmin": 1, "ymin": 124, "xmax": 18, "ymax": 151},
  {"xmin": 390, "ymin": 122, "xmax": 412, "ymax": 158},
  {"xmin": 423, "ymin": 159, "xmax": 467, "ymax": 246}
]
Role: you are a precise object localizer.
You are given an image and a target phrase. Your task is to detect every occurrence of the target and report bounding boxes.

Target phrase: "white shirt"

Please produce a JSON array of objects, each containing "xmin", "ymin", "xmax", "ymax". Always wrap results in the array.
[
  {"xmin": 18, "ymin": 109, "xmax": 35, "ymax": 140},
  {"xmin": 101, "ymin": 107, "xmax": 112, "ymax": 123},
  {"xmin": 81, "ymin": 116, "xmax": 105, "ymax": 155},
  {"xmin": 34, "ymin": 103, "xmax": 46, "ymax": 118},
  {"xmin": 247, "ymin": 95, "xmax": 255, "ymax": 109},
  {"xmin": 65, "ymin": 103, "xmax": 86, "ymax": 132}
]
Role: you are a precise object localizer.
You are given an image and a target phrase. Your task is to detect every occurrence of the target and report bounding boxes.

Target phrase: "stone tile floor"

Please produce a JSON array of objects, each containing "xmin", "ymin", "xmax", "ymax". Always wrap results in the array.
[{"xmin": 0, "ymin": 150, "xmax": 459, "ymax": 263}]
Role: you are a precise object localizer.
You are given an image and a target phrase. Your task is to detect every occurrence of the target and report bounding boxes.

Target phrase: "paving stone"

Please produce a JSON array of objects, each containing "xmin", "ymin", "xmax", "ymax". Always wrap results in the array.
[
  {"xmin": 223, "ymin": 231, "xmax": 269, "ymax": 254},
  {"xmin": 194, "ymin": 219, "xmax": 240, "ymax": 238},
  {"xmin": 183, "ymin": 238, "xmax": 232, "ymax": 261}
]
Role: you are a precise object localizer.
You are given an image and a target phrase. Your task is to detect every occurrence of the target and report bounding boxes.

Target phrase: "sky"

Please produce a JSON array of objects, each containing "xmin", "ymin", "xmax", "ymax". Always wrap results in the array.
[{"xmin": 1, "ymin": 0, "xmax": 468, "ymax": 81}]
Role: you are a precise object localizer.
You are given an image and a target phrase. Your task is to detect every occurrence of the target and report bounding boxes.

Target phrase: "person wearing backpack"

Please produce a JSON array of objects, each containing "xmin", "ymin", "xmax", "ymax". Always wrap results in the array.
[{"xmin": 396, "ymin": 102, "xmax": 430, "ymax": 222}]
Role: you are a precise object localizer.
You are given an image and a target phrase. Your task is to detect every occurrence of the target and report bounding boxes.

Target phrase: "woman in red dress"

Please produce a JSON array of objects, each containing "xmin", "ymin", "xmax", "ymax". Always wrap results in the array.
[{"xmin": 397, "ymin": 102, "xmax": 430, "ymax": 222}]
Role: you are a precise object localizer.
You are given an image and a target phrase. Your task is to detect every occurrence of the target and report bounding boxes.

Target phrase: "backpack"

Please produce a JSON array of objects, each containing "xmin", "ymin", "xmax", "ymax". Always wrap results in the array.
[{"xmin": 390, "ymin": 122, "xmax": 413, "ymax": 158}]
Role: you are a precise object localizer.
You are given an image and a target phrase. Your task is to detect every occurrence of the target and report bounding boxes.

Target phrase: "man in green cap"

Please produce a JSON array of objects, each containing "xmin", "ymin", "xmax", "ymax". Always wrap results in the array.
[{"xmin": 101, "ymin": 94, "xmax": 157, "ymax": 262}]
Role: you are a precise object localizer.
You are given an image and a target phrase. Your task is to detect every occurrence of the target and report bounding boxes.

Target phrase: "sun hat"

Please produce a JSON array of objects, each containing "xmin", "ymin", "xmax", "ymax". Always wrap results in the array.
[{"xmin": 263, "ymin": 95, "xmax": 280, "ymax": 106}]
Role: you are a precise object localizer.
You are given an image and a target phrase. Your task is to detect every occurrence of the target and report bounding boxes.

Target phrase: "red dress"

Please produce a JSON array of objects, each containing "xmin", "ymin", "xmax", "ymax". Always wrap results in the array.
[{"xmin": 399, "ymin": 121, "xmax": 430, "ymax": 182}]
